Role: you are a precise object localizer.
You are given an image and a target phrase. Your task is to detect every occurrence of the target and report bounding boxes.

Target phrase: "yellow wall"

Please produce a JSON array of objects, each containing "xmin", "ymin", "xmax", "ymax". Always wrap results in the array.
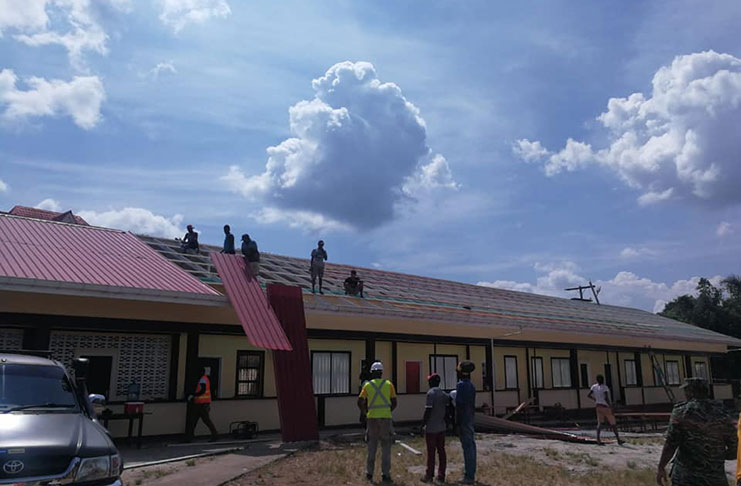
[
  {"xmin": 528, "ymin": 348, "xmax": 570, "ymax": 389},
  {"xmin": 308, "ymin": 338, "xmax": 366, "ymax": 393},
  {"xmin": 578, "ymin": 350, "xmax": 606, "ymax": 389},
  {"xmin": 494, "ymin": 347, "xmax": 526, "ymax": 402},
  {"xmin": 199, "ymin": 334, "xmax": 277, "ymax": 398}
]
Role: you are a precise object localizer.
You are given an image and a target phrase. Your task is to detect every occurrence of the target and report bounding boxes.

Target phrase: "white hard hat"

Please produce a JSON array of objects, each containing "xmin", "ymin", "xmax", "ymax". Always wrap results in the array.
[{"xmin": 370, "ymin": 361, "xmax": 383, "ymax": 372}]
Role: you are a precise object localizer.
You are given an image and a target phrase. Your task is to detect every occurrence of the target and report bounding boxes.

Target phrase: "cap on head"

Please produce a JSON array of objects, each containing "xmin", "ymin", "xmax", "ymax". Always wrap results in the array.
[
  {"xmin": 427, "ymin": 373, "xmax": 441, "ymax": 386},
  {"xmin": 370, "ymin": 361, "xmax": 384, "ymax": 372},
  {"xmin": 457, "ymin": 360, "xmax": 475, "ymax": 374},
  {"xmin": 187, "ymin": 224, "xmax": 193, "ymax": 230},
  {"xmin": 681, "ymin": 377, "xmax": 709, "ymax": 397}
]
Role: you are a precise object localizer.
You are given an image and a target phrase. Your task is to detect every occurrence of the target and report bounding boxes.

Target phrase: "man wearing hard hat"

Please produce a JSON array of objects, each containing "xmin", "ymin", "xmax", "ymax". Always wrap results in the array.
[{"xmin": 358, "ymin": 361, "xmax": 397, "ymax": 484}]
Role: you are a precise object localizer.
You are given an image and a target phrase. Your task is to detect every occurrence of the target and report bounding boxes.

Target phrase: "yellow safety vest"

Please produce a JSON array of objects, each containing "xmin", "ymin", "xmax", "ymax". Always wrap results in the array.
[{"xmin": 365, "ymin": 379, "xmax": 392, "ymax": 419}]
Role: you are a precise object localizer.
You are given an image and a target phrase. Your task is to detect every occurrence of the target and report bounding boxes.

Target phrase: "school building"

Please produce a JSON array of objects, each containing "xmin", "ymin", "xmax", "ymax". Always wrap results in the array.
[{"xmin": 1, "ymin": 206, "xmax": 739, "ymax": 439}]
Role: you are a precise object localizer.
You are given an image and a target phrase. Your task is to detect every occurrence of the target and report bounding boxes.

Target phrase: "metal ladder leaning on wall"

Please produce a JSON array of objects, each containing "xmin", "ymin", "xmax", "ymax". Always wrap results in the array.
[{"xmin": 647, "ymin": 347, "xmax": 676, "ymax": 404}]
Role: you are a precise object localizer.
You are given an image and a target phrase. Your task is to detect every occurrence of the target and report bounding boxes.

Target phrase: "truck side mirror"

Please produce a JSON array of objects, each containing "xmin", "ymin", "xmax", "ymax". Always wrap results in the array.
[
  {"xmin": 89, "ymin": 394, "xmax": 106, "ymax": 405},
  {"xmin": 72, "ymin": 357, "xmax": 90, "ymax": 379}
]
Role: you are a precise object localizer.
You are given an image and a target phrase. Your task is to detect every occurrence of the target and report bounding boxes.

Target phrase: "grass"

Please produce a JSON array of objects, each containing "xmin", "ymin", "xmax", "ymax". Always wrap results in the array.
[{"xmin": 230, "ymin": 438, "xmax": 660, "ymax": 486}]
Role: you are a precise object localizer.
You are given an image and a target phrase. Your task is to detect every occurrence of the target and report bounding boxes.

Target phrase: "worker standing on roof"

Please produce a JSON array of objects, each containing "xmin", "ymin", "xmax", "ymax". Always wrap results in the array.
[
  {"xmin": 421, "ymin": 372, "xmax": 448, "ymax": 483},
  {"xmin": 310, "ymin": 240, "xmax": 327, "ymax": 294},
  {"xmin": 456, "ymin": 361, "xmax": 476, "ymax": 485},
  {"xmin": 358, "ymin": 361, "xmax": 397, "ymax": 484},
  {"xmin": 587, "ymin": 374, "xmax": 624, "ymax": 445},
  {"xmin": 221, "ymin": 225, "xmax": 235, "ymax": 254},
  {"xmin": 656, "ymin": 378, "xmax": 737, "ymax": 486},
  {"xmin": 185, "ymin": 367, "xmax": 218, "ymax": 442},
  {"xmin": 241, "ymin": 234, "xmax": 260, "ymax": 277},
  {"xmin": 181, "ymin": 225, "xmax": 199, "ymax": 254}
]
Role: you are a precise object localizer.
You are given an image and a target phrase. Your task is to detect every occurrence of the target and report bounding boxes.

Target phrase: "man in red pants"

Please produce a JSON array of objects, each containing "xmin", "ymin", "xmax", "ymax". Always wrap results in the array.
[{"xmin": 421, "ymin": 373, "xmax": 448, "ymax": 483}]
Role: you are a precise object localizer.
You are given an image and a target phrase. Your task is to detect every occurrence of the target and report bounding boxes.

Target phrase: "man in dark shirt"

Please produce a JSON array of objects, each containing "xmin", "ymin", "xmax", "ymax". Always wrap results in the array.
[
  {"xmin": 456, "ymin": 361, "xmax": 476, "ymax": 485},
  {"xmin": 344, "ymin": 270, "xmax": 364, "ymax": 297},
  {"xmin": 181, "ymin": 224, "xmax": 199, "ymax": 253},
  {"xmin": 421, "ymin": 373, "xmax": 448, "ymax": 483},
  {"xmin": 221, "ymin": 225, "xmax": 235, "ymax": 254},
  {"xmin": 241, "ymin": 234, "xmax": 260, "ymax": 278},
  {"xmin": 310, "ymin": 240, "xmax": 327, "ymax": 294},
  {"xmin": 656, "ymin": 377, "xmax": 737, "ymax": 486}
]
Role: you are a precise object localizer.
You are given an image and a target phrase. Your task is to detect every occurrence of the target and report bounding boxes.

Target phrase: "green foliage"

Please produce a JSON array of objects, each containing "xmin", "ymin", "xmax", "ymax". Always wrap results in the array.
[{"xmin": 659, "ymin": 275, "xmax": 741, "ymax": 378}]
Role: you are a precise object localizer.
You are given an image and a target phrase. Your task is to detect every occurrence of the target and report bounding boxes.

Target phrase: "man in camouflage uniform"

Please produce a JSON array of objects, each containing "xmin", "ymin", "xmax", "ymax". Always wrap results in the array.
[{"xmin": 656, "ymin": 377, "xmax": 737, "ymax": 486}]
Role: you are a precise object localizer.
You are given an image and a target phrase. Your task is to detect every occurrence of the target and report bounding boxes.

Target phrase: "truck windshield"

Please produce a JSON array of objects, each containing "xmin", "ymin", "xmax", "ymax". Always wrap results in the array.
[{"xmin": 0, "ymin": 364, "xmax": 79, "ymax": 413}]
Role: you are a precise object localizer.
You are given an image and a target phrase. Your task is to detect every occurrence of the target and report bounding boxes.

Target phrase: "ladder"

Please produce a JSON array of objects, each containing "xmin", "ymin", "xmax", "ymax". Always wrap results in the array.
[{"xmin": 647, "ymin": 347, "xmax": 676, "ymax": 404}]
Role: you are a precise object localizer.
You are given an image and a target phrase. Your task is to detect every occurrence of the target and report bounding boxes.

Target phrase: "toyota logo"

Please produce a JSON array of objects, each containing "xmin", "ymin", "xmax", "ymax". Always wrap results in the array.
[{"xmin": 3, "ymin": 460, "xmax": 24, "ymax": 474}]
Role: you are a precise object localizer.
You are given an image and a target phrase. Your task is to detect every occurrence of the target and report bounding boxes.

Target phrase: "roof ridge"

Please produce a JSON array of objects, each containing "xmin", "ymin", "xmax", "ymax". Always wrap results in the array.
[{"xmin": 0, "ymin": 212, "xmax": 122, "ymax": 233}]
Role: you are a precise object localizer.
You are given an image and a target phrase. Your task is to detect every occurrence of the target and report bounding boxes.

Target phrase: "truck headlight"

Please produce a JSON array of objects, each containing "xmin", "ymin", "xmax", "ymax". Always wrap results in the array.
[{"xmin": 75, "ymin": 456, "xmax": 110, "ymax": 481}]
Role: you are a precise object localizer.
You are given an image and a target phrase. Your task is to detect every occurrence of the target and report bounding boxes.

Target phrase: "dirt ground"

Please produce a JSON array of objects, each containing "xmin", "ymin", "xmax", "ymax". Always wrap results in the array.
[{"xmin": 227, "ymin": 433, "xmax": 739, "ymax": 486}]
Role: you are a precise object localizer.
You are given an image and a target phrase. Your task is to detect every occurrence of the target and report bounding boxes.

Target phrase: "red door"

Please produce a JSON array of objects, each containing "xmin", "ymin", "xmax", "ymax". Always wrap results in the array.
[{"xmin": 406, "ymin": 361, "xmax": 420, "ymax": 394}]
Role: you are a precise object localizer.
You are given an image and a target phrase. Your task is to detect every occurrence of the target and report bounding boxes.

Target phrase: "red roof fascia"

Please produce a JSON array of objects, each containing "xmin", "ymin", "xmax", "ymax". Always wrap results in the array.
[
  {"xmin": 0, "ymin": 215, "xmax": 218, "ymax": 295},
  {"xmin": 211, "ymin": 253, "xmax": 292, "ymax": 351},
  {"xmin": 9, "ymin": 205, "xmax": 88, "ymax": 225}
]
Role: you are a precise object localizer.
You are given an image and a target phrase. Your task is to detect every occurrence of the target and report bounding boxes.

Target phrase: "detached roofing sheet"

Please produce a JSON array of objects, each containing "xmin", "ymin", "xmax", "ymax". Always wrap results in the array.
[
  {"xmin": 211, "ymin": 253, "xmax": 292, "ymax": 351},
  {"xmin": 0, "ymin": 214, "xmax": 218, "ymax": 295},
  {"xmin": 9, "ymin": 205, "xmax": 88, "ymax": 225}
]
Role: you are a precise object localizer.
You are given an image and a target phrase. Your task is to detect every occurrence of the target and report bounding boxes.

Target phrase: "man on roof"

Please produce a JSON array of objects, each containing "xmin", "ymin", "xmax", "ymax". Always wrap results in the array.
[
  {"xmin": 344, "ymin": 270, "xmax": 364, "ymax": 298},
  {"xmin": 180, "ymin": 225, "xmax": 199, "ymax": 254},
  {"xmin": 310, "ymin": 240, "xmax": 327, "ymax": 294},
  {"xmin": 241, "ymin": 234, "xmax": 260, "ymax": 278},
  {"xmin": 221, "ymin": 225, "xmax": 235, "ymax": 254}
]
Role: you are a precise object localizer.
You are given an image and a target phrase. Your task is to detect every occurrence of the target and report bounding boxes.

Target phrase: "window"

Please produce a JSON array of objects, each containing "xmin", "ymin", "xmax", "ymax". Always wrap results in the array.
[
  {"xmin": 623, "ymin": 360, "xmax": 637, "ymax": 386},
  {"xmin": 236, "ymin": 351, "xmax": 263, "ymax": 397},
  {"xmin": 665, "ymin": 361, "xmax": 680, "ymax": 385},
  {"xmin": 579, "ymin": 363, "xmax": 590, "ymax": 388},
  {"xmin": 312, "ymin": 352, "xmax": 350, "ymax": 395},
  {"xmin": 531, "ymin": 357, "xmax": 544, "ymax": 389},
  {"xmin": 551, "ymin": 358, "xmax": 571, "ymax": 388},
  {"xmin": 429, "ymin": 355, "xmax": 458, "ymax": 390},
  {"xmin": 694, "ymin": 362, "xmax": 708, "ymax": 380},
  {"xmin": 504, "ymin": 356, "xmax": 518, "ymax": 389}
]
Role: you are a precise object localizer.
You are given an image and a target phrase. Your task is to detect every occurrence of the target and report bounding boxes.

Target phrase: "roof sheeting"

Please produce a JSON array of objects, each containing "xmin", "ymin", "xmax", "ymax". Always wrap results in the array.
[
  {"xmin": 211, "ymin": 253, "xmax": 292, "ymax": 351},
  {"xmin": 0, "ymin": 214, "xmax": 219, "ymax": 296},
  {"xmin": 9, "ymin": 205, "xmax": 88, "ymax": 225}
]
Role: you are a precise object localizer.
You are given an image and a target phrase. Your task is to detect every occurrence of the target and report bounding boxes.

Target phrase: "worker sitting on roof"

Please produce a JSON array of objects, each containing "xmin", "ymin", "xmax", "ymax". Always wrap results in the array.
[
  {"xmin": 310, "ymin": 240, "xmax": 327, "ymax": 294},
  {"xmin": 344, "ymin": 270, "xmax": 364, "ymax": 298},
  {"xmin": 241, "ymin": 234, "xmax": 260, "ymax": 278},
  {"xmin": 180, "ymin": 225, "xmax": 199, "ymax": 254},
  {"xmin": 221, "ymin": 225, "xmax": 235, "ymax": 254}
]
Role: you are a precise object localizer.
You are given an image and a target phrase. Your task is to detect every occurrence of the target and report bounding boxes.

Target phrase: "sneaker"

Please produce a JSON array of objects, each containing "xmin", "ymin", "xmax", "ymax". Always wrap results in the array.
[
  {"xmin": 366, "ymin": 473, "xmax": 373, "ymax": 482},
  {"xmin": 435, "ymin": 476, "xmax": 445, "ymax": 484},
  {"xmin": 459, "ymin": 478, "xmax": 475, "ymax": 485},
  {"xmin": 381, "ymin": 475, "xmax": 393, "ymax": 484},
  {"xmin": 421, "ymin": 476, "xmax": 433, "ymax": 483}
]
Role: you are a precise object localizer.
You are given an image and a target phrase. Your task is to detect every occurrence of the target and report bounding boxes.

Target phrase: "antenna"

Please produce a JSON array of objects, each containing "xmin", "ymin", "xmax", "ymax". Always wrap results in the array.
[{"xmin": 565, "ymin": 281, "xmax": 600, "ymax": 304}]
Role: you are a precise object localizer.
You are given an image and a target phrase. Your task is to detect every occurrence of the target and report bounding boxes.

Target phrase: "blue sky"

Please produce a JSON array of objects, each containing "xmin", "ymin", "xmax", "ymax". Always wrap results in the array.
[{"xmin": 1, "ymin": 0, "xmax": 740, "ymax": 312}]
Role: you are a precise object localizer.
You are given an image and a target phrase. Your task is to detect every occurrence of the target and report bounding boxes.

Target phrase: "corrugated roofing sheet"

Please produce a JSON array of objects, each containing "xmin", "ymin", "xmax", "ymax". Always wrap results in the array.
[
  {"xmin": 0, "ymin": 214, "xmax": 218, "ymax": 295},
  {"xmin": 211, "ymin": 253, "xmax": 292, "ymax": 351},
  {"xmin": 9, "ymin": 205, "xmax": 88, "ymax": 225}
]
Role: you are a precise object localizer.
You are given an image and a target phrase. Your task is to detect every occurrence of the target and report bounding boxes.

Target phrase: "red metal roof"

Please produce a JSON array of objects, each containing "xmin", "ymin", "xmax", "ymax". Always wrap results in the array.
[
  {"xmin": 9, "ymin": 205, "xmax": 88, "ymax": 225},
  {"xmin": 211, "ymin": 253, "xmax": 292, "ymax": 351},
  {"xmin": 0, "ymin": 214, "xmax": 218, "ymax": 295}
]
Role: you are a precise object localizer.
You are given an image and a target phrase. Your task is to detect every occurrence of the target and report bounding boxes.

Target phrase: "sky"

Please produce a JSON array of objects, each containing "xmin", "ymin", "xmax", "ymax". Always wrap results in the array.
[{"xmin": 1, "ymin": 0, "xmax": 740, "ymax": 313}]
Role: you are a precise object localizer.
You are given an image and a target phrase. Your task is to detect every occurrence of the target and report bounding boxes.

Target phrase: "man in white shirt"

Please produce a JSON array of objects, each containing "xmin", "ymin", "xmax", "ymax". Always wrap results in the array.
[{"xmin": 587, "ymin": 374, "xmax": 624, "ymax": 445}]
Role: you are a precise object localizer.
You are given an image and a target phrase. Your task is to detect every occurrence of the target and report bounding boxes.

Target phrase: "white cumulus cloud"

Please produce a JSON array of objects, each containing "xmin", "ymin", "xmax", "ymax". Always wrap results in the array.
[
  {"xmin": 77, "ymin": 207, "xmax": 184, "ymax": 238},
  {"xmin": 0, "ymin": 178, "xmax": 8, "ymax": 192},
  {"xmin": 716, "ymin": 221, "xmax": 733, "ymax": 238},
  {"xmin": 515, "ymin": 51, "xmax": 741, "ymax": 206},
  {"xmin": 159, "ymin": 0, "xmax": 231, "ymax": 33},
  {"xmin": 619, "ymin": 247, "xmax": 656, "ymax": 259},
  {"xmin": 0, "ymin": 0, "xmax": 49, "ymax": 33},
  {"xmin": 35, "ymin": 198, "xmax": 61, "ymax": 211},
  {"xmin": 478, "ymin": 261, "xmax": 722, "ymax": 313},
  {"xmin": 0, "ymin": 69, "xmax": 105, "ymax": 129},
  {"xmin": 224, "ymin": 61, "xmax": 456, "ymax": 231}
]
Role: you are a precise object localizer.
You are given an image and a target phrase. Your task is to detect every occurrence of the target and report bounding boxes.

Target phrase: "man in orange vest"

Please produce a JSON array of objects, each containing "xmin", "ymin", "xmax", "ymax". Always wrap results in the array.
[{"xmin": 185, "ymin": 367, "xmax": 218, "ymax": 442}]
